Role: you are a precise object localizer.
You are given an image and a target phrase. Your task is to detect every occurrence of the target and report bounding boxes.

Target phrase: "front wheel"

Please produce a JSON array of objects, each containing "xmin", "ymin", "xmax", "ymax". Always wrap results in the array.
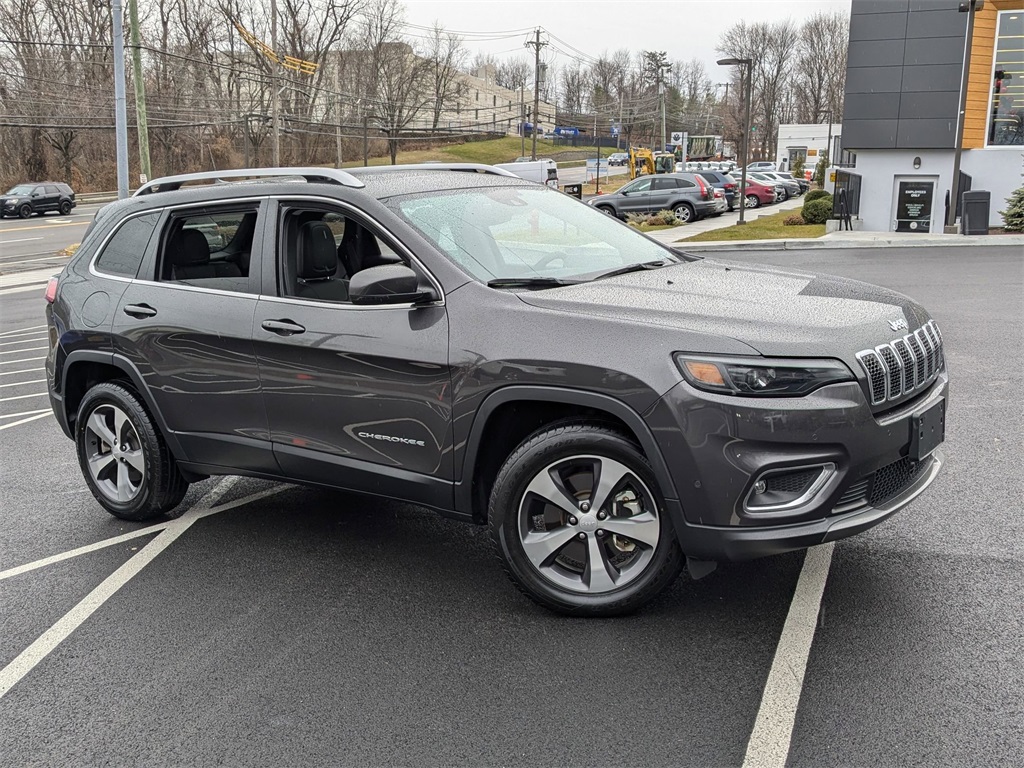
[
  {"xmin": 595, "ymin": 205, "xmax": 617, "ymax": 218},
  {"xmin": 489, "ymin": 421, "xmax": 683, "ymax": 616},
  {"xmin": 745, "ymin": 194, "xmax": 760, "ymax": 209},
  {"xmin": 18, "ymin": 204, "xmax": 32, "ymax": 219},
  {"xmin": 75, "ymin": 382, "xmax": 189, "ymax": 521}
]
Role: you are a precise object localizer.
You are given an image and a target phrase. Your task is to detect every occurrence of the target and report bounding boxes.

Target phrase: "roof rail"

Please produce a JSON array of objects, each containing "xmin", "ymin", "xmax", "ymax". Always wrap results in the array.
[
  {"xmin": 133, "ymin": 167, "xmax": 365, "ymax": 196},
  {"xmin": 345, "ymin": 163, "xmax": 520, "ymax": 178}
]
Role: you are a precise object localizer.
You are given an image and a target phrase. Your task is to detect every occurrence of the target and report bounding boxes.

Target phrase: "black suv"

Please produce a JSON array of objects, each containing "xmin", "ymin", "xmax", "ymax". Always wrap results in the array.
[
  {"xmin": 45, "ymin": 166, "xmax": 948, "ymax": 616},
  {"xmin": 2, "ymin": 182, "xmax": 76, "ymax": 218}
]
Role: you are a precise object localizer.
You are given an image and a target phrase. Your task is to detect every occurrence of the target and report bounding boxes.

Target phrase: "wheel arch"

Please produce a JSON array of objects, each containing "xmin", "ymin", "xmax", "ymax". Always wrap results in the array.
[
  {"xmin": 454, "ymin": 386, "xmax": 677, "ymax": 522},
  {"xmin": 61, "ymin": 350, "xmax": 186, "ymax": 460}
]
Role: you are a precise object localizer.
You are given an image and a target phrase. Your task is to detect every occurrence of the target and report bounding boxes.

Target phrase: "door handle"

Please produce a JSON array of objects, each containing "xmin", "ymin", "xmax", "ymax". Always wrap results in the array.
[
  {"xmin": 123, "ymin": 303, "xmax": 157, "ymax": 318},
  {"xmin": 261, "ymin": 319, "xmax": 306, "ymax": 336}
]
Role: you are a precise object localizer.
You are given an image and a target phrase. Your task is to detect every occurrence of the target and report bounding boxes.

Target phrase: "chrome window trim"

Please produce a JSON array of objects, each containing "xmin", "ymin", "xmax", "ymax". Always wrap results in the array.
[{"xmin": 88, "ymin": 208, "xmax": 165, "ymax": 283}]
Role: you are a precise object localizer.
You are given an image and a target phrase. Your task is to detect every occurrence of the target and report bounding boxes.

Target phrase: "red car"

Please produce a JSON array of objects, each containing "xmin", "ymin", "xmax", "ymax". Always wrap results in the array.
[{"xmin": 739, "ymin": 177, "xmax": 780, "ymax": 208}]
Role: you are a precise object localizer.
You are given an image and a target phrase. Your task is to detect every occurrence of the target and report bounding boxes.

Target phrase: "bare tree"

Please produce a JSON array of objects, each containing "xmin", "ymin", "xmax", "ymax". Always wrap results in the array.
[
  {"xmin": 494, "ymin": 56, "xmax": 530, "ymax": 92},
  {"xmin": 425, "ymin": 23, "xmax": 467, "ymax": 131},
  {"xmin": 793, "ymin": 11, "xmax": 849, "ymax": 124}
]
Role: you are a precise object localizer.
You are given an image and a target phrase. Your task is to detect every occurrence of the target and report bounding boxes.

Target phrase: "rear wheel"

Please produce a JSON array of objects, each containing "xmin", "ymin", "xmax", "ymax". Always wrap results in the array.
[
  {"xmin": 489, "ymin": 421, "xmax": 683, "ymax": 616},
  {"xmin": 672, "ymin": 202, "xmax": 694, "ymax": 223},
  {"xmin": 75, "ymin": 382, "xmax": 189, "ymax": 521},
  {"xmin": 745, "ymin": 194, "xmax": 760, "ymax": 208},
  {"xmin": 59, "ymin": 200, "xmax": 72, "ymax": 215}
]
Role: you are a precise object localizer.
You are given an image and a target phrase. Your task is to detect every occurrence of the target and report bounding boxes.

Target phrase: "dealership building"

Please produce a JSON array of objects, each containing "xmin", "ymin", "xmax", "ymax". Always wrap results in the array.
[{"xmin": 841, "ymin": 0, "xmax": 1023, "ymax": 232}]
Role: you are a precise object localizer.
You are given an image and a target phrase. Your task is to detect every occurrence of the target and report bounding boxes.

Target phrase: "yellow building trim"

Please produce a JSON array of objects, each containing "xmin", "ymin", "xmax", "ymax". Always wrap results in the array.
[{"xmin": 964, "ymin": 0, "xmax": 1023, "ymax": 148}]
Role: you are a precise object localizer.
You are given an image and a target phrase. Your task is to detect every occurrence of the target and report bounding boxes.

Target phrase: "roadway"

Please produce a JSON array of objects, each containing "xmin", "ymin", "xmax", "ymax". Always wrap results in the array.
[
  {"xmin": 0, "ymin": 244, "xmax": 1020, "ymax": 766},
  {"xmin": 0, "ymin": 204, "xmax": 103, "ymax": 275}
]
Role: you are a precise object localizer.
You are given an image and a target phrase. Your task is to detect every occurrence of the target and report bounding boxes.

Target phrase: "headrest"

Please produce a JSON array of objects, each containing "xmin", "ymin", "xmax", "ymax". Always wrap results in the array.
[
  {"xmin": 297, "ymin": 222, "xmax": 338, "ymax": 281},
  {"xmin": 170, "ymin": 229, "xmax": 210, "ymax": 267}
]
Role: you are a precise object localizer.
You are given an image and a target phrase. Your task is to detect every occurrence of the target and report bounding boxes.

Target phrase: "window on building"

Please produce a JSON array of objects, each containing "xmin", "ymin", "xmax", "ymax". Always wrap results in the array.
[
  {"xmin": 475, "ymin": 90, "xmax": 479, "ymax": 102},
  {"xmin": 988, "ymin": 10, "xmax": 1024, "ymax": 146},
  {"xmin": 492, "ymin": 95, "xmax": 497, "ymax": 106}
]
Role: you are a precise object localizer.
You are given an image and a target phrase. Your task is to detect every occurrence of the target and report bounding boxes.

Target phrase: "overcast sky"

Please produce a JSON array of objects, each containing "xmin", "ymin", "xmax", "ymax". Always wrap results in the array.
[{"xmin": 404, "ymin": 0, "xmax": 852, "ymax": 76}]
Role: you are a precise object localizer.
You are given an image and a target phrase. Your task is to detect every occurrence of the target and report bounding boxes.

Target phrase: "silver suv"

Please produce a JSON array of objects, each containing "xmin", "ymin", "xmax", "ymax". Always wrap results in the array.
[{"xmin": 587, "ymin": 173, "xmax": 718, "ymax": 223}]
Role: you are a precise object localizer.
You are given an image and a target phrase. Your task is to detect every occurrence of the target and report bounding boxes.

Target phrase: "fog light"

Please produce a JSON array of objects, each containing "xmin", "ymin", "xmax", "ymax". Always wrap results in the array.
[{"xmin": 753, "ymin": 480, "xmax": 767, "ymax": 494}]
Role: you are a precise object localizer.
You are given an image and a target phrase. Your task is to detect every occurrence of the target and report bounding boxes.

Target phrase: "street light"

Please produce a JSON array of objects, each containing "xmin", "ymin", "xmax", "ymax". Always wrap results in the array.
[{"xmin": 718, "ymin": 57, "xmax": 753, "ymax": 225}]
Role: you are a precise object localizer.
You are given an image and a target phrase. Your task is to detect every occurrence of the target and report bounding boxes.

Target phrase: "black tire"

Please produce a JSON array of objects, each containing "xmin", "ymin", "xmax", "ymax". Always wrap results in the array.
[
  {"xmin": 745, "ymin": 194, "xmax": 760, "ymax": 209},
  {"xmin": 18, "ymin": 204, "xmax": 32, "ymax": 219},
  {"xmin": 489, "ymin": 420, "xmax": 684, "ymax": 617},
  {"xmin": 75, "ymin": 381, "xmax": 189, "ymax": 521},
  {"xmin": 59, "ymin": 200, "xmax": 72, "ymax": 215},
  {"xmin": 595, "ymin": 205, "xmax": 617, "ymax": 217},
  {"xmin": 672, "ymin": 202, "xmax": 695, "ymax": 223}
]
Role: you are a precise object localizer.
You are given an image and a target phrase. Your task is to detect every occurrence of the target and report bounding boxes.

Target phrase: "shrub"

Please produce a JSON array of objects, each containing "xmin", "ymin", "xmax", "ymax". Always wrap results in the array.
[
  {"xmin": 790, "ymin": 155, "xmax": 805, "ymax": 179},
  {"xmin": 783, "ymin": 214, "xmax": 806, "ymax": 226},
  {"xmin": 999, "ymin": 184, "xmax": 1024, "ymax": 232},
  {"xmin": 655, "ymin": 209, "xmax": 680, "ymax": 225},
  {"xmin": 804, "ymin": 189, "xmax": 831, "ymax": 204},
  {"xmin": 801, "ymin": 197, "xmax": 833, "ymax": 224}
]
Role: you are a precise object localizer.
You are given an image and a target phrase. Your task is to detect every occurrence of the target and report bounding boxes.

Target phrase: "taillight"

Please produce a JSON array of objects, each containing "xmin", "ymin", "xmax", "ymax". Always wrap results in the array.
[
  {"xmin": 44, "ymin": 275, "xmax": 58, "ymax": 304},
  {"xmin": 724, "ymin": 183, "xmax": 735, "ymax": 190}
]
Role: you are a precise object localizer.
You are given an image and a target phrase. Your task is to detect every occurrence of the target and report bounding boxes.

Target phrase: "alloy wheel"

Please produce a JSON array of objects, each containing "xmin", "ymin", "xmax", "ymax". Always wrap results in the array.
[
  {"xmin": 83, "ymin": 404, "xmax": 145, "ymax": 503},
  {"xmin": 517, "ymin": 454, "xmax": 660, "ymax": 594}
]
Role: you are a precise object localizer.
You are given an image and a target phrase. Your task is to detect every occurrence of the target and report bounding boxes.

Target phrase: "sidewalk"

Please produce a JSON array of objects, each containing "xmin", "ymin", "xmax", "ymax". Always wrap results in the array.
[
  {"xmin": 0, "ymin": 267, "xmax": 60, "ymax": 294},
  {"xmin": 642, "ymin": 204, "xmax": 1024, "ymax": 250}
]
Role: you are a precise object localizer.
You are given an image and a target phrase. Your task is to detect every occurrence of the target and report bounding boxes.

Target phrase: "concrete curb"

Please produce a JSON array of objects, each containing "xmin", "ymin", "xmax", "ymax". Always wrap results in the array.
[{"xmin": 674, "ymin": 234, "xmax": 1024, "ymax": 251}]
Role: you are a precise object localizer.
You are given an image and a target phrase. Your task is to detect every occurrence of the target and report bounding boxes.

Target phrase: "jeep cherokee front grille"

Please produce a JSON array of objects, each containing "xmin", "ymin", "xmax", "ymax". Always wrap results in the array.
[{"xmin": 856, "ymin": 320, "xmax": 944, "ymax": 405}]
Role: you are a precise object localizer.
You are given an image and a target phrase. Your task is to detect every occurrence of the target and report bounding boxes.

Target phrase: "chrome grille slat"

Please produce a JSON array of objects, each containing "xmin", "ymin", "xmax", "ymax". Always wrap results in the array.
[{"xmin": 857, "ymin": 321, "xmax": 943, "ymax": 407}]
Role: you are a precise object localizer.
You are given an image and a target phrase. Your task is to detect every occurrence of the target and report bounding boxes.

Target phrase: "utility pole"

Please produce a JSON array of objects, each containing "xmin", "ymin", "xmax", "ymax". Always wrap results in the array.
[
  {"xmin": 525, "ymin": 29, "xmax": 547, "ymax": 160},
  {"xmin": 270, "ymin": 0, "xmax": 280, "ymax": 167},
  {"xmin": 520, "ymin": 85, "xmax": 525, "ymax": 157},
  {"xmin": 111, "ymin": 0, "xmax": 129, "ymax": 198},
  {"xmin": 127, "ymin": 0, "xmax": 150, "ymax": 183},
  {"xmin": 363, "ymin": 112, "xmax": 369, "ymax": 167},
  {"xmin": 617, "ymin": 92, "xmax": 623, "ymax": 150},
  {"xmin": 334, "ymin": 57, "xmax": 343, "ymax": 169}
]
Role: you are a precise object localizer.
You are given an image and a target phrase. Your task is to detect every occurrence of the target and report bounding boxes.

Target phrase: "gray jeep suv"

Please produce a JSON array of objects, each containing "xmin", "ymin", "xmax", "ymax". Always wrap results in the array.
[{"xmin": 45, "ymin": 166, "xmax": 947, "ymax": 616}]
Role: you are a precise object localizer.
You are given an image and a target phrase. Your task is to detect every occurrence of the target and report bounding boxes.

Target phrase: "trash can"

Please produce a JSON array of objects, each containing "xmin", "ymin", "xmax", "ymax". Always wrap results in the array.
[
  {"xmin": 961, "ymin": 190, "xmax": 990, "ymax": 235},
  {"xmin": 562, "ymin": 183, "xmax": 582, "ymax": 199}
]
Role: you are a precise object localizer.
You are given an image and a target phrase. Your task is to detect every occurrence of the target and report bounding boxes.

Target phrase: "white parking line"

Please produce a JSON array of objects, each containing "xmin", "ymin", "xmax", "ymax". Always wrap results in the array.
[
  {"xmin": 0, "ymin": 407, "xmax": 50, "ymax": 419},
  {"xmin": 0, "ymin": 368, "xmax": 43, "ymax": 377},
  {"xmin": 0, "ymin": 324, "xmax": 46, "ymax": 337},
  {"xmin": 0, "ymin": 347, "xmax": 46, "ymax": 355},
  {"xmin": 0, "ymin": 391, "xmax": 46, "ymax": 402},
  {"xmin": 0, "ymin": 412, "xmax": 50, "ymax": 430},
  {"xmin": 741, "ymin": 542, "xmax": 835, "ymax": 768},
  {"xmin": 0, "ymin": 476, "xmax": 235, "ymax": 700},
  {"xmin": 0, "ymin": 337, "xmax": 46, "ymax": 348},
  {"xmin": 0, "ymin": 237, "xmax": 44, "ymax": 245},
  {"xmin": 0, "ymin": 484, "xmax": 287, "ymax": 582},
  {"xmin": 0, "ymin": 357, "xmax": 45, "ymax": 366},
  {"xmin": 0, "ymin": 378, "xmax": 45, "ymax": 388}
]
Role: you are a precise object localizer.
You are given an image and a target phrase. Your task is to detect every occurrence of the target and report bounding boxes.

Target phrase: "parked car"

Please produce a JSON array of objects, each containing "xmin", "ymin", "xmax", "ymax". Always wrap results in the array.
[
  {"xmin": 750, "ymin": 172, "xmax": 801, "ymax": 201},
  {"xmin": 746, "ymin": 161, "xmax": 778, "ymax": 172},
  {"xmin": 46, "ymin": 164, "xmax": 948, "ymax": 617},
  {"xmin": 711, "ymin": 187, "xmax": 727, "ymax": 215},
  {"xmin": 1, "ymin": 182, "xmax": 76, "ymax": 218},
  {"xmin": 774, "ymin": 171, "xmax": 811, "ymax": 193},
  {"xmin": 739, "ymin": 177, "xmax": 780, "ymax": 208},
  {"xmin": 695, "ymin": 171, "xmax": 739, "ymax": 211},
  {"xmin": 587, "ymin": 172, "xmax": 718, "ymax": 223},
  {"xmin": 607, "ymin": 152, "xmax": 629, "ymax": 166},
  {"xmin": 494, "ymin": 159, "xmax": 559, "ymax": 188}
]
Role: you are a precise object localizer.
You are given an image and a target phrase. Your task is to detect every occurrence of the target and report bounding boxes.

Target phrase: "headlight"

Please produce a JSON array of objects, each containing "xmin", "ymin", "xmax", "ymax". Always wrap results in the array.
[{"xmin": 675, "ymin": 354, "xmax": 854, "ymax": 396}]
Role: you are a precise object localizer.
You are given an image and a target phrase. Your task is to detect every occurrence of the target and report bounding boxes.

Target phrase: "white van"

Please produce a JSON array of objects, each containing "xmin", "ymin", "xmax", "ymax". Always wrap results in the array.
[{"xmin": 494, "ymin": 159, "xmax": 559, "ymax": 188}]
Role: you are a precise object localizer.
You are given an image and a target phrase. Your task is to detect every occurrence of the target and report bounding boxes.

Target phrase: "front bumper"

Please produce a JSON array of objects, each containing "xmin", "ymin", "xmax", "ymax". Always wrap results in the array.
[{"xmin": 645, "ymin": 372, "xmax": 949, "ymax": 561}]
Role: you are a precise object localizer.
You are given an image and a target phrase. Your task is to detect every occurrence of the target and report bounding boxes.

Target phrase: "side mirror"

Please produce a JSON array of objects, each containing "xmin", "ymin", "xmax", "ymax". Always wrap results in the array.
[{"xmin": 349, "ymin": 264, "xmax": 434, "ymax": 306}]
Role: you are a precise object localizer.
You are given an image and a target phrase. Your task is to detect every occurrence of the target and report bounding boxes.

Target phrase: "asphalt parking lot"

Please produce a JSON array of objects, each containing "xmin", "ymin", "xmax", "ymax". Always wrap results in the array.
[{"xmin": 0, "ymin": 244, "xmax": 1021, "ymax": 766}]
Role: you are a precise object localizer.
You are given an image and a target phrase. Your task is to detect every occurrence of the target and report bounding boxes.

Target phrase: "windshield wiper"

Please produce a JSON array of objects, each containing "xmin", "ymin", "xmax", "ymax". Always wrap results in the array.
[
  {"xmin": 589, "ymin": 260, "xmax": 671, "ymax": 281},
  {"xmin": 486, "ymin": 276, "xmax": 586, "ymax": 289}
]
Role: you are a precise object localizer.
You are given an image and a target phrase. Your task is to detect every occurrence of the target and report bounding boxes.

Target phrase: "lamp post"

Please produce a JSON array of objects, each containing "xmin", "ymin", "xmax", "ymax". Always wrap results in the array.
[
  {"xmin": 718, "ymin": 57, "xmax": 752, "ymax": 225},
  {"xmin": 946, "ymin": 0, "xmax": 985, "ymax": 232}
]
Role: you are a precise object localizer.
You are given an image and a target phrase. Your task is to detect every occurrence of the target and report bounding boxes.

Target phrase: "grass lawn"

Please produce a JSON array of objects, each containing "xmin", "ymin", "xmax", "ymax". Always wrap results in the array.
[
  {"xmin": 340, "ymin": 137, "xmax": 616, "ymax": 169},
  {"xmin": 675, "ymin": 210, "xmax": 826, "ymax": 242}
]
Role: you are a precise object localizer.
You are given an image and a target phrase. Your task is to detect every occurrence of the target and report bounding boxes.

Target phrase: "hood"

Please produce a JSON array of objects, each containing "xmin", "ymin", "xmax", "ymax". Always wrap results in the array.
[{"xmin": 518, "ymin": 259, "xmax": 931, "ymax": 360}]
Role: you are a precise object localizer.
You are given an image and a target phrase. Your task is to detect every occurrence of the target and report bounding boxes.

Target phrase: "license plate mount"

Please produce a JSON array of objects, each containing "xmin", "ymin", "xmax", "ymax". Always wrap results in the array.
[{"xmin": 910, "ymin": 398, "xmax": 945, "ymax": 462}]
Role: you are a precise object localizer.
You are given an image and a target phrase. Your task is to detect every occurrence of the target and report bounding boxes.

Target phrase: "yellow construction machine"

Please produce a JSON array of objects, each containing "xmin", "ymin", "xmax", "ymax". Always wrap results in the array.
[{"xmin": 628, "ymin": 147, "xmax": 677, "ymax": 179}]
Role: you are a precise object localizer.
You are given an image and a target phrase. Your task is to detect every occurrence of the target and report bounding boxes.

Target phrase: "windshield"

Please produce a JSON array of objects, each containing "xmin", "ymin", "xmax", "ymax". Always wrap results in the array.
[
  {"xmin": 391, "ymin": 185, "xmax": 676, "ymax": 283},
  {"xmin": 5, "ymin": 185, "xmax": 33, "ymax": 195}
]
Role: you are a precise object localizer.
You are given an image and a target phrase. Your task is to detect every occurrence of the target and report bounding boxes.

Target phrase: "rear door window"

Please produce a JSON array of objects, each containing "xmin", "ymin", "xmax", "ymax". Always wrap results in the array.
[
  {"xmin": 94, "ymin": 212, "xmax": 161, "ymax": 278},
  {"xmin": 156, "ymin": 206, "xmax": 261, "ymax": 293}
]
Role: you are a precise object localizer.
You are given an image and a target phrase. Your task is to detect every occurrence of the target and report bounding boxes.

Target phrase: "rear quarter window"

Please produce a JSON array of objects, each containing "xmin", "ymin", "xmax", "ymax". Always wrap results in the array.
[{"xmin": 94, "ymin": 213, "xmax": 160, "ymax": 278}]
